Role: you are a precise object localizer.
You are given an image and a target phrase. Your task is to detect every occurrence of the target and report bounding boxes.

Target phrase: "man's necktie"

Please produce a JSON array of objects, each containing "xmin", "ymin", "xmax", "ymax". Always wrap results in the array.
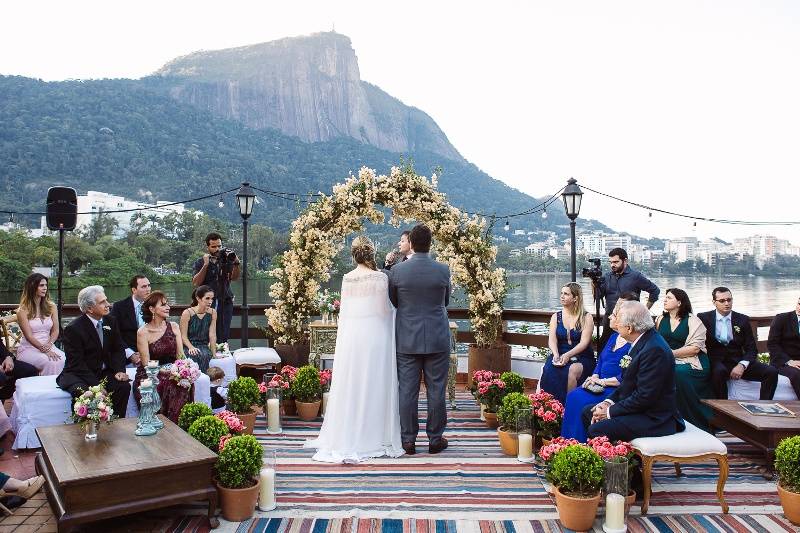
[
  {"xmin": 135, "ymin": 302, "xmax": 144, "ymax": 328},
  {"xmin": 718, "ymin": 318, "xmax": 729, "ymax": 345},
  {"xmin": 96, "ymin": 320, "xmax": 104, "ymax": 347}
]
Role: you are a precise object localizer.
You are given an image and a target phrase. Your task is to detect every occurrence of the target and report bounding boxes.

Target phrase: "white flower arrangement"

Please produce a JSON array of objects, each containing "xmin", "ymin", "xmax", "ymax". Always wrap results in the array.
[
  {"xmin": 266, "ymin": 165, "xmax": 507, "ymax": 348},
  {"xmin": 619, "ymin": 354, "xmax": 632, "ymax": 369}
]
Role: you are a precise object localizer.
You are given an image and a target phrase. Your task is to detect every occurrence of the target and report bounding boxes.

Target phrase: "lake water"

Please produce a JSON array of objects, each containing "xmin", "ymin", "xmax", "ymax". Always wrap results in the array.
[{"xmin": 2, "ymin": 272, "xmax": 797, "ymax": 317}]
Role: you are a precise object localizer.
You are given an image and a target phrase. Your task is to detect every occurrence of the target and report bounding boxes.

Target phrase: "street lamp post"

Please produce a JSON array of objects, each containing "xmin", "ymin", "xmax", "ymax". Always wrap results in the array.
[
  {"xmin": 236, "ymin": 182, "xmax": 256, "ymax": 347},
  {"xmin": 561, "ymin": 178, "xmax": 583, "ymax": 282}
]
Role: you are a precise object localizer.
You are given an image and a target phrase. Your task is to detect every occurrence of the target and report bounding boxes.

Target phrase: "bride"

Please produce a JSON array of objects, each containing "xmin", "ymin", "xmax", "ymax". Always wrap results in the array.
[{"xmin": 304, "ymin": 236, "xmax": 405, "ymax": 463}]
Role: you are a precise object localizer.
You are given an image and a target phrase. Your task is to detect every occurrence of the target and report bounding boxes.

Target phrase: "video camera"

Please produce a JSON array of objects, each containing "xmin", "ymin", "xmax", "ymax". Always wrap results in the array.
[
  {"xmin": 581, "ymin": 258, "xmax": 603, "ymax": 282},
  {"xmin": 217, "ymin": 248, "xmax": 237, "ymax": 262}
]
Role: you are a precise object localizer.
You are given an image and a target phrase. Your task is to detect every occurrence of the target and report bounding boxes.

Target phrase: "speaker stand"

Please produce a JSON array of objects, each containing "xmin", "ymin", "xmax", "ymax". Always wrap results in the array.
[{"xmin": 57, "ymin": 227, "xmax": 65, "ymax": 344}]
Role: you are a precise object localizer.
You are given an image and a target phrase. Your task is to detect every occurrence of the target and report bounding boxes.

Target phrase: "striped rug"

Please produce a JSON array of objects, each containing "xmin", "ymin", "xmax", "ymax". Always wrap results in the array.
[{"xmin": 246, "ymin": 392, "xmax": 784, "ymax": 521}]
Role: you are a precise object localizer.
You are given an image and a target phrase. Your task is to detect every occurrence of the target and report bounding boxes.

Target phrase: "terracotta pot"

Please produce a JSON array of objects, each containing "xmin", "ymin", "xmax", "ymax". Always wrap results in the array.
[
  {"xmin": 237, "ymin": 410, "xmax": 257, "ymax": 435},
  {"xmin": 625, "ymin": 490, "xmax": 636, "ymax": 515},
  {"xmin": 778, "ymin": 484, "xmax": 800, "ymax": 526},
  {"xmin": 467, "ymin": 344, "xmax": 511, "ymax": 387},
  {"xmin": 282, "ymin": 399, "xmax": 297, "ymax": 416},
  {"xmin": 554, "ymin": 485, "xmax": 601, "ymax": 532},
  {"xmin": 274, "ymin": 343, "xmax": 310, "ymax": 367},
  {"xmin": 216, "ymin": 478, "xmax": 260, "ymax": 522},
  {"xmin": 497, "ymin": 427, "xmax": 519, "ymax": 456},
  {"xmin": 295, "ymin": 400, "xmax": 321, "ymax": 421},
  {"xmin": 484, "ymin": 411, "xmax": 500, "ymax": 429},
  {"xmin": 541, "ymin": 437, "xmax": 552, "ymax": 449}
]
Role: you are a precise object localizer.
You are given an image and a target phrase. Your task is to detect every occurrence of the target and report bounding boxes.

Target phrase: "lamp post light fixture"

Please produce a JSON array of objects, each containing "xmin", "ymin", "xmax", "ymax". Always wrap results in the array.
[
  {"xmin": 236, "ymin": 182, "xmax": 256, "ymax": 347},
  {"xmin": 561, "ymin": 177, "xmax": 583, "ymax": 282}
]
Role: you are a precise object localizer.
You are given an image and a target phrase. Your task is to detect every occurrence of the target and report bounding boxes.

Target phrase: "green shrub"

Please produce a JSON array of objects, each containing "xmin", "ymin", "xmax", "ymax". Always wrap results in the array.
[
  {"xmin": 177, "ymin": 402, "xmax": 213, "ymax": 431},
  {"xmin": 217, "ymin": 435, "xmax": 264, "ymax": 489},
  {"xmin": 500, "ymin": 371, "xmax": 525, "ymax": 394},
  {"xmin": 775, "ymin": 435, "xmax": 800, "ymax": 492},
  {"xmin": 546, "ymin": 444, "xmax": 603, "ymax": 496},
  {"xmin": 291, "ymin": 365, "xmax": 322, "ymax": 403},
  {"xmin": 227, "ymin": 376, "xmax": 261, "ymax": 414},
  {"xmin": 497, "ymin": 392, "xmax": 532, "ymax": 431},
  {"xmin": 188, "ymin": 415, "xmax": 229, "ymax": 451}
]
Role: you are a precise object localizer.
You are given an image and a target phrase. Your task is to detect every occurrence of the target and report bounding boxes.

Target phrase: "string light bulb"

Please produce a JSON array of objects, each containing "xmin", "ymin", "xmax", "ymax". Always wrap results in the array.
[
  {"xmin": 541, "ymin": 209, "xmax": 548, "ymax": 219},
  {"xmin": 504, "ymin": 219, "xmax": 510, "ymax": 232},
  {"xmin": 647, "ymin": 212, "xmax": 653, "ymax": 222},
  {"xmin": 692, "ymin": 221, "xmax": 697, "ymax": 232},
  {"xmin": 218, "ymin": 197, "xmax": 224, "ymax": 208}
]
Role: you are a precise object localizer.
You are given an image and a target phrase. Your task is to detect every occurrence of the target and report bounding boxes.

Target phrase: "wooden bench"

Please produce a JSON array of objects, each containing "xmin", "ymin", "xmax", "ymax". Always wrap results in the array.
[
  {"xmin": 631, "ymin": 421, "xmax": 729, "ymax": 515},
  {"xmin": 0, "ymin": 313, "xmax": 21, "ymax": 354}
]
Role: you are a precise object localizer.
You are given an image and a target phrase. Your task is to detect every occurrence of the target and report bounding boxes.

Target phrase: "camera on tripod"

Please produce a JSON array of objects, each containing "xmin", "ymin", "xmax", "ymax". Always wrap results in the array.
[
  {"xmin": 582, "ymin": 258, "xmax": 603, "ymax": 282},
  {"xmin": 218, "ymin": 248, "xmax": 237, "ymax": 262}
]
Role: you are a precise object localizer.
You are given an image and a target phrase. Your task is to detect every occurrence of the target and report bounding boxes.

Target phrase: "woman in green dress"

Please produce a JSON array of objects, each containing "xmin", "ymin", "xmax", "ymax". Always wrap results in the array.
[
  {"xmin": 179, "ymin": 285, "xmax": 217, "ymax": 372},
  {"xmin": 655, "ymin": 288, "xmax": 712, "ymax": 432}
]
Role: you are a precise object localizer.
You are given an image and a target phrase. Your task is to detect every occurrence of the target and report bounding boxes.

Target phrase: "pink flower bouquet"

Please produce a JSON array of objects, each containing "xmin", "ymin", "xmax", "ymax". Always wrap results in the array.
[
  {"xmin": 168, "ymin": 358, "xmax": 201, "ymax": 389},
  {"xmin": 587, "ymin": 435, "xmax": 639, "ymax": 483},
  {"xmin": 528, "ymin": 391, "xmax": 564, "ymax": 439},
  {"xmin": 471, "ymin": 371, "xmax": 506, "ymax": 413},
  {"xmin": 216, "ymin": 410, "xmax": 246, "ymax": 433},
  {"xmin": 319, "ymin": 369, "xmax": 333, "ymax": 391},
  {"xmin": 70, "ymin": 380, "xmax": 115, "ymax": 428},
  {"xmin": 538, "ymin": 436, "xmax": 580, "ymax": 464}
]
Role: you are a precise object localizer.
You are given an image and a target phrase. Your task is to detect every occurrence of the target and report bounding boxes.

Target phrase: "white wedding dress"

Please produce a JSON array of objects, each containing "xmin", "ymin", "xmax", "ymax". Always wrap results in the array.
[{"xmin": 304, "ymin": 268, "xmax": 405, "ymax": 463}]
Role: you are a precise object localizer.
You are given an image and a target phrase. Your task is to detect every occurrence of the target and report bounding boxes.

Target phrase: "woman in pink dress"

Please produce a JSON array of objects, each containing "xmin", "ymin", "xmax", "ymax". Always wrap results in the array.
[{"xmin": 16, "ymin": 274, "xmax": 65, "ymax": 376}]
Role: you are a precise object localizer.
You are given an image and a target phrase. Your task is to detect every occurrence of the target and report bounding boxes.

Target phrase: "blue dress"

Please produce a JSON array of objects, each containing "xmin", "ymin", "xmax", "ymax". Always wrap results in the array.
[
  {"xmin": 560, "ymin": 332, "xmax": 631, "ymax": 442},
  {"xmin": 540, "ymin": 311, "xmax": 596, "ymax": 406}
]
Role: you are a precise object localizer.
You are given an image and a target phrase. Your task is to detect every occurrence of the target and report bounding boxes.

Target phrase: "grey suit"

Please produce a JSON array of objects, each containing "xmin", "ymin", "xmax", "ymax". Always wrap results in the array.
[{"xmin": 388, "ymin": 253, "xmax": 451, "ymax": 445}]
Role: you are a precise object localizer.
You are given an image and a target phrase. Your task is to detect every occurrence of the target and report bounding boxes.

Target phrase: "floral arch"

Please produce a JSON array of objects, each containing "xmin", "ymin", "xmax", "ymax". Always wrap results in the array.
[{"xmin": 265, "ymin": 165, "xmax": 507, "ymax": 348}]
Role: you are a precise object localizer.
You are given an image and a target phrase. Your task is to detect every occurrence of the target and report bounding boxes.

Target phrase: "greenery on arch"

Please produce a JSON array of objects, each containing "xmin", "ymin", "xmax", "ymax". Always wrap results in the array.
[{"xmin": 266, "ymin": 165, "xmax": 507, "ymax": 347}]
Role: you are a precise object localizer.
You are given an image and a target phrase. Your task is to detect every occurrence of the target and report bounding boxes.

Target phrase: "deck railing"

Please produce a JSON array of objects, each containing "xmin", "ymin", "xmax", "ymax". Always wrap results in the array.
[{"xmin": 0, "ymin": 304, "xmax": 776, "ymax": 353}]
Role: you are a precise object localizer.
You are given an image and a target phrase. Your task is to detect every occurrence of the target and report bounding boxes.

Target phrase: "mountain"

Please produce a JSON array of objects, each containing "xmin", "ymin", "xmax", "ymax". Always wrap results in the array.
[
  {"xmin": 156, "ymin": 32, "xmax": 463, "ymax": 162},
  {"xmin": 0, "ymin": 33, "xmax": 613, "ymax": 239}
]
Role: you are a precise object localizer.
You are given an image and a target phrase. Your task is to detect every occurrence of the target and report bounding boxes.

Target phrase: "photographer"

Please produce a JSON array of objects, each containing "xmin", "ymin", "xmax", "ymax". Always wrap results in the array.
[
  {"xmin": 192, "ymin": 232, "xmax": 240, "ymax": 342},
  {"xmin": 596, "ymin": 247, "xmax": 660, "ymax": 351}
]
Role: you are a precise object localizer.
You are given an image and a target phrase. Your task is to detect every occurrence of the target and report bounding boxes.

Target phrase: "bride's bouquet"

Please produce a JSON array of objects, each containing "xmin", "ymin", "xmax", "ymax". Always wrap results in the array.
[{"xmin": 167, "ymin": 358, "xmax": 201, "ymax": 389}]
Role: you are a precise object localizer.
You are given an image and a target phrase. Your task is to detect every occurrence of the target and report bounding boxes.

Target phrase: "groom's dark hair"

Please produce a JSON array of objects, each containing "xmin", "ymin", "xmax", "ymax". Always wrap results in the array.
[{"xmin": 409, "ymin": 224, "xmax": 432, "ymax": 253}]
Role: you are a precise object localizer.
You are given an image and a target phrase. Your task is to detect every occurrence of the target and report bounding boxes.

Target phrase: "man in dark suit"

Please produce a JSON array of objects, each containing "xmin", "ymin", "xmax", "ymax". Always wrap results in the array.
[
  {"xmin": 767, "ymin": 296, "xmax": 800, "ymax": 399},
  {"xmin": 389, "ymin": 224, "xmax": 451, "ymax": 455},
  {"xmin": 57, "ymin": 285, "xmax": 131, "ymax": 417},
  {"xmin": 698, "ymin": 287, "xmax": 778, "ymax": 400},
  {"xmin": 0, "ymin": 341, "xmax": 37, "ymax": 400},
  {"xmin": 110, "ymin": 275, "xmax": 151, "ymax": 366},
  {"xmin": 583, "ymin": 301, "xmax": 685, "ymax": 441}
]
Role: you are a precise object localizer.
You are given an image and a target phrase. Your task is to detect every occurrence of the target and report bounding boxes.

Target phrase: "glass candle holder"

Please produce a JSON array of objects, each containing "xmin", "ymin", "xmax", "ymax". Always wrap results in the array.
[
  {"xmin": 265, "ymin": 387, "xmax": 283, "ymax": 434},
  {"xmin": 603, "ymin": 456, "xmax": 629, "ymax": 532},
  {"xmin": 258, "ymin": 450, "xmax": 277, "ymax": 511},
  {"xmin": 516, "ymin": 406, "xmax": 534, "ymax": 463}
]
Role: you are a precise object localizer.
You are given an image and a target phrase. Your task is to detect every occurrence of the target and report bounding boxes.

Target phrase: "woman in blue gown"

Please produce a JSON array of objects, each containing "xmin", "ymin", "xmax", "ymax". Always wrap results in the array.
[
  {"xmin": 540, "ymin": 282, "xmax": 596, "ymax": 405},
  {"xmin": 561, "ymin": 297, "xmax": 632, "ymax": 441}
]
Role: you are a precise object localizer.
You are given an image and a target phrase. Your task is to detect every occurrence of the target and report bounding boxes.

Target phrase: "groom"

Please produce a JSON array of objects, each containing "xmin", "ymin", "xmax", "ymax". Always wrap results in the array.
[{"xmin": 389, "ymin": 224, "xmax": 452, "ymax": 455}]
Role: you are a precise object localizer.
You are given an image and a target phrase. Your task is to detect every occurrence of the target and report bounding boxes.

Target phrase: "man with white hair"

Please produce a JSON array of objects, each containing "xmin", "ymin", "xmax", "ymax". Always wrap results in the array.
[
  {"xmin": 582, "ymin": 301, "xmax": 685, "ymax": 441},
  {"xmin": 57, "ymin": 286, "xmax": 131, "ymax": 417}
]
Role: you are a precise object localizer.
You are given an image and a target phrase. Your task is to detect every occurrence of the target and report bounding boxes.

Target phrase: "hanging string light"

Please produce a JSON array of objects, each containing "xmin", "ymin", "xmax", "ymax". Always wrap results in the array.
[
  {"xmin": 504, "ymin": 219, "xmax": 510, "ymax": 231},
  {"xmin": 218, "ymin": 196, "xmax": 225, "ymax": 208},
  {"xmin": 541, "ymin": 209, "xmax": 548, "ymax": 219}
]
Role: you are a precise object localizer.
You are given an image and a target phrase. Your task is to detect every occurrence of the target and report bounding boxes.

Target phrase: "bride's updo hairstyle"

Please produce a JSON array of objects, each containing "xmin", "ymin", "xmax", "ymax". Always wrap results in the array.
[{"xmin": 351, "ymin": 236, "xmax": 378, "ymax": 271}]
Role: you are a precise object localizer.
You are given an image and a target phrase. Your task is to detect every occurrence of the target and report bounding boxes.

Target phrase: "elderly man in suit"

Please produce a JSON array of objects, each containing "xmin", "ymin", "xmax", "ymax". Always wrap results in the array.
[
  {"xmin": 698, "ymin": 287, "xmax": 777, "ymax": 400},
  {"xmin": 768, "ymin": 296, "xmax": 800, "ymax": 399},
  {"xmin": 389, "ymin": 224, "xmax": 451, "ymax": 455},
  {"xmin": 110, "ymin": 275, "xmax": 151, "ymax": 366},
  {"xmin": 583, "ymin": 301, "xmax": 685, "ymax": 441},
  {"xmin": 57, "ymin": 285, "xmax": 131, "ymax": 417}
]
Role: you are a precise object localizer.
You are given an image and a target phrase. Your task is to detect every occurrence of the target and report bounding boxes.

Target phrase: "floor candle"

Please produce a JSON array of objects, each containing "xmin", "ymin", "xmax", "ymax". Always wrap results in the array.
[
  {"xmin": 258, "ymin": 467, "xmax": 276, "ymax": 511},
  {"xmin": 266, "ymin": 398, "xmax": 281, "ymax": 433},
  {"xmin": 517, "ymin": 433, "xmax": 533, "ymax": 461},
  {"xmin": 322, "ymin": 392, "xmax": 330, "ymax": 416},
  {"xmin": 604, "ymin": 493, "xmax": 626, "ymax": 531}
]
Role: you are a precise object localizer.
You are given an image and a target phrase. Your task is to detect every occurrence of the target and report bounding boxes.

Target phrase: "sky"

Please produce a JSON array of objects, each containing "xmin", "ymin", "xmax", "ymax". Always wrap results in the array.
[{"xmin": 2, "ymin": 1, "xmax": 799, "ymax": 243}]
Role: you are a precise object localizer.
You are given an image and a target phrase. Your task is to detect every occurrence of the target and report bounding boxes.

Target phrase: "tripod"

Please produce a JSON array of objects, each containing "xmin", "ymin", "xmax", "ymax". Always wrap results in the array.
[{"xmin": 590, "ymin": 279, "xmax": 604, "ymax": 353}]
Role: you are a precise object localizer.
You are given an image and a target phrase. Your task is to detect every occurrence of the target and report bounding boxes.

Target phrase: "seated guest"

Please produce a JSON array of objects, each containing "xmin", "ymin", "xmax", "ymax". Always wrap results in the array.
[
  {"xmin": 699, "ymin": 287, "xmax": 778, "ymax": 400},
  {"xmin": 0, "ymin": 473, "xmax": 45, "ymax": 502},
  {"xmin": 656, "ymin": 288, "xmax": 712, "ymax": 432},
  {"xmin": 540, "ymin": 283, "xmax": 595, "ymax": 404},
  {"xmin": 135, "ymin": 292, "xmax": 190, "ymax": 423},
  {"xmin": 583, "ymin": 301, "xmax": 685, "ymax": 441},
  {"xmin": 179, "ymin": 285, "xmax": 217, "ymax": 372},
  {"xmin": 767, "ymin": 296, "xmax": 800, "ymax": 399},
  {"xmin": 207, "ymin": 366, "xmax": 226, "ymax": 411},
  {"xmin": 561, "ymin": 294, "xmax": 636, "ymax": 441},
  {"xmin": 110, "ymin": 275, "xmax": 151, "ymax": 366},
  {"xmin": 0, "ymin": 341, "xmax": 37, "ymax": 452},
  {"xmin": 57, "ymin": 286, "xmax": 131, "ymax": 418},
  {"xmin": 15, "ymin": 273, "xmax": 65, "ymax": 375}
]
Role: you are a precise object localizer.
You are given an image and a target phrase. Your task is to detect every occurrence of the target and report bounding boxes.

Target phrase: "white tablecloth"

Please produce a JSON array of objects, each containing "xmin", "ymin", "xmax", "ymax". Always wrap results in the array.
[{"xmin": 11, "ymin": 367, "xmax": 211, "ymax": 450}]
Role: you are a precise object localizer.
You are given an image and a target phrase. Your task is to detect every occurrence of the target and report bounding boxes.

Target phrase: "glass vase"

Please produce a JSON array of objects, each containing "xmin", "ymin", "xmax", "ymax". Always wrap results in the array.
[
  {"xmin": 265, "ymin": 387, "xmax": 283, "ymax": 434},
  {"xmin": 603, "ymin": 456, "xmax": 629, "ymax": 532},
  {"xmin": 515, "ymin": 407, "xmax": 534, "ymax": 462},
  {"xmin": 84, "ymin": 420, "xmax": 98, "ymax": 441}
]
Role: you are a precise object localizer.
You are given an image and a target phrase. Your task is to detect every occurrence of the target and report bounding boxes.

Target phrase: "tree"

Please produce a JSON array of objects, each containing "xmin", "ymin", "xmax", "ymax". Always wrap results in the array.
[
  {"xmin": 0, "ymin": 256, "xmax": 30, "ymax": 292},
  {"xmin": 80, "ymin": 211, "xmax": 119, "ymax": 244},
  {"xmin": 64, "ymin": 236, "xmax": 103, "ymax": 273}
]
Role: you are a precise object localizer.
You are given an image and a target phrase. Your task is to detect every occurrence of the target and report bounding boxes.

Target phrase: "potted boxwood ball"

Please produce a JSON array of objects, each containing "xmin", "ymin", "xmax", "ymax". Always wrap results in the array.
[
  {"xmin": 775, "ymin": 435, "xmax": 800, "ymax": 525},
  {"xmin": 215, "ymin": 434, "xmax": 263, "ymax": 521},
  {"xmin": 227, "ymin": 377, "xmax": 261, "ymax": 434},
  {"xmin": 291, "ymin": 365, "xmax": 323, "ymax": 421}
]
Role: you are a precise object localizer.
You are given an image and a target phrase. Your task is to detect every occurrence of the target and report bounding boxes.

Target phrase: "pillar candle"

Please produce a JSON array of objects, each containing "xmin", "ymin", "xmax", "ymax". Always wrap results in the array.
[
  {"xmin": 266, "ymin": 398, "xmax": 281, "ymax": 433},
  {"xmin": 258, "ymin": 467, "xmax": 276, "ymax": 511},
  {"xmin": 140, "ymin": 378, "xmax": 152, "ymax": 388},
  {"xmin": 517, "ymin": 433, "xmax": 533, "ymax": 460},
  {"xmin": 147, "ymin": 360, "xmax": 158, "ymax": 368},
  {"xmin": 480, "ymin": 403, "xmax": 486, "ymax": 421},
  {"xmin": 322, "ymin": 392, "xmax": 330, "ymax": 416},
  {"xmin": 604, "ymin": 493, "xmax": 626, "ymax": 530}
]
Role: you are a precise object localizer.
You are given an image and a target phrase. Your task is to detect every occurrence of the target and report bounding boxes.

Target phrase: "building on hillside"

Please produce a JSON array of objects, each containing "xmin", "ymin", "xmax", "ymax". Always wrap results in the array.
[
  {"xmin": 574, "ymin": 232, "xmax": 632, "ymax": 257},
  {"xmin": 76, "ymin": 191, "xmax": 187, "ymax": 233}
]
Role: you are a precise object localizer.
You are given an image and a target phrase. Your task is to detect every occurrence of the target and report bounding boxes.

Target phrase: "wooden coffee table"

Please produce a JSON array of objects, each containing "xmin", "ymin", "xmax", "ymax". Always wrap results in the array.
[
  {"xmin": 703, "ymin": 399, "xmax": 800, "ymax": 478},
  {"xmin": 35, "ymin": 416, "xmax": 219, "ymax": 533}
]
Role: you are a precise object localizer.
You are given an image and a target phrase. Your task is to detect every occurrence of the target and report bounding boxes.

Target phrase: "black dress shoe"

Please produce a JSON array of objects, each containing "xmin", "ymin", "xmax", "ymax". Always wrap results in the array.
[
  {"xmin": 428, "ymin": 437, "xmax": 448, "ymax": 454},
  {"xmin": 402, "ymin": 442, "xmax": 416, "ymax": 455}
]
